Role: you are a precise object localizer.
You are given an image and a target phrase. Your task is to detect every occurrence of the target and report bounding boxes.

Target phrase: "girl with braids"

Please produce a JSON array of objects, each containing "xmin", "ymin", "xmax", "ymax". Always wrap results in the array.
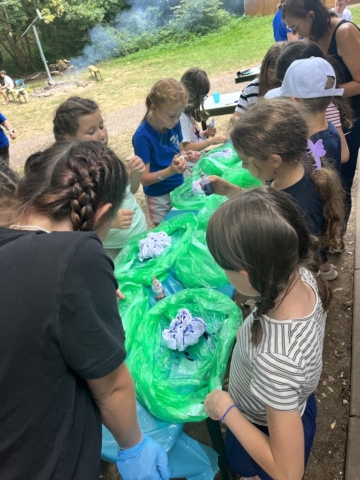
[
  {"xmin": 53, "ymin": 96, "xmax": 147, "ymax": 260},
  {"xmin": 205, "ymin": 187, "xmax": 331, "ymax": 480},
  {"xmin": 133, "ymin": 78, "xmax": 201, "ymax": 225},
  {"xmin": 208, "ymin": 98, "xmax": 344, "ymax": 281},
  {"xmin": 0, "ymin": 160, "xmax": 19, "ymax": 227},
  {"xmin": 0, "ymin": 141, "xmax": 169, "ymax": 480},
  {"xmin": 180, "ymin": 67, "xmax": 227, "ymax": 154}
]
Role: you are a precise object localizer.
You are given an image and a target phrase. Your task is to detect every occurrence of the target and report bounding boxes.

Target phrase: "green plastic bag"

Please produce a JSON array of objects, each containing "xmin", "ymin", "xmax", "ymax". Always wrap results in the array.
[
  {"xmin": 174, "ymin": 229, "xmax": 228, "ymax": 288},
  {"xmin": 170, "ymin": 174, "xmax": 224, "ymax": 210},
  {"xmin": 196, "ymin": 195, "xmax": 227, "ymax": 228},
  {"xmin": 114, "ymin": 212, "xmax": 198, "ymax": 285},
  {"xmin": 127, "ymin": 288, "xmax": 242, "ymax": 422},
  {"xmin": 192, "ymin": 144, "xmax": 241, "ymax": 176},
  {"xmin": 222, "ymin": 164, "xmax": 262, "ymax": 189},
  {"xmin": 117, "ymin": 282, "xmax": 150, "ymax": 351}
]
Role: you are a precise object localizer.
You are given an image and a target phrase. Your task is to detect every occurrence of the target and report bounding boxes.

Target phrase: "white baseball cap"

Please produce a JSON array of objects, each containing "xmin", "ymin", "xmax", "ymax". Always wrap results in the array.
[{"xmin": 265, "ymin": 57, "xmax": 344, "ymax": 99}]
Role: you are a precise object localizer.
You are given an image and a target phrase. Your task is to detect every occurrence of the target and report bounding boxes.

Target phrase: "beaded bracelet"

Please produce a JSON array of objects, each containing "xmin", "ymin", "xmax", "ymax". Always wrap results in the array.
[{"xmin": 221, "ymin": 403, "xmax": 238, "ymax": 423}]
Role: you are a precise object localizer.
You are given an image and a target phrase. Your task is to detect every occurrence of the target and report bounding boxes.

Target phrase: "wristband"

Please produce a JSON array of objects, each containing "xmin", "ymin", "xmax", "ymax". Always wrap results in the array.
[
  {"xmin": 221, "ymin": 403, "xmax": 238, "ymax": 423},
  {"xmin": 10, "ymin": 130, "xmax": 15, "ymax": 133},
  {"xmin": 157, "ymin": 170, "xmax": 164, "ymax": 181},
  {"xmin": 205, "ymin": 139, "xmax": 210, "ymax": 147}
]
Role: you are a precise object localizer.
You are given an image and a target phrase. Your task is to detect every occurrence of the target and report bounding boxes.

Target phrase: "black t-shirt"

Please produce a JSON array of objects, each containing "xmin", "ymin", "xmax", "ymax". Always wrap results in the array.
[
  {"xmin": 310, "ymin": 122, "xmax": 341, "ymax": 173},
  {"xmin": 0, "ymin": 229, "xmax": 126, "ymax": 480},
  {"xmin": 282, "ymin": 173, "xmax": 324, "ymax": 239}
]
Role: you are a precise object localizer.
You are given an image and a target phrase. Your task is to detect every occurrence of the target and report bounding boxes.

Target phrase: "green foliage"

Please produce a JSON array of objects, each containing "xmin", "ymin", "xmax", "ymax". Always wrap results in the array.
[{"xmin": 171, "ymin": 0, "xmax": 230, "ymax": 34}]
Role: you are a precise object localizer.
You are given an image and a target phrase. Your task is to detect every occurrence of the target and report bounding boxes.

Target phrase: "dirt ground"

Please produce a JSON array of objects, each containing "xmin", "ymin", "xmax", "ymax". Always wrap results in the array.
[{"xmin": 9, "ymin": 71, "xmax": 355, "ymax": 480}]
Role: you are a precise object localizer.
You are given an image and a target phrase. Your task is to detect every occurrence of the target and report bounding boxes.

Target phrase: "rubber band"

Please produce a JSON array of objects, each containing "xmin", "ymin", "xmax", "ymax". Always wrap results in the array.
[{"xmin": 221, "ymin": 403, "xmax": 238, "ymax": 423}]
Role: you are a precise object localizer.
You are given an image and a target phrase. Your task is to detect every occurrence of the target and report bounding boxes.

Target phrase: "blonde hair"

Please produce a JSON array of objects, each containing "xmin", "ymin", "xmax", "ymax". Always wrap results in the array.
[
  {"xmin": 142, "ymin": 78, "xmax": 188, "ymax": 122},
  {"xmin": 258, "ymin": 42, "xmax": 286, "ymax": 97}
]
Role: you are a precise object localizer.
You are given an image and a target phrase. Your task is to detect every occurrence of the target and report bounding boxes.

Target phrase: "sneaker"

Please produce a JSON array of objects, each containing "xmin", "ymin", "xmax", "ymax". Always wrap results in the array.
[
  {"xmin": 2, "ymin": 102, "xmax": 9, "ymax": 105},
  {"xmin": 320, "ymin": 264, "xmax": 338, "ymax": 281},
  {"xmin": 329, "ymin": 238, "xmax": 346, "ymax": 254}
]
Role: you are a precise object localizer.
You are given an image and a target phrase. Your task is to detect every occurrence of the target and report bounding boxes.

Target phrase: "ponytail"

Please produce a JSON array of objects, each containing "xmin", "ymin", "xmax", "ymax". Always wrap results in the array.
[{"xmin": 142, "ymin": 78, "xmax": 188, "ymax": 122}]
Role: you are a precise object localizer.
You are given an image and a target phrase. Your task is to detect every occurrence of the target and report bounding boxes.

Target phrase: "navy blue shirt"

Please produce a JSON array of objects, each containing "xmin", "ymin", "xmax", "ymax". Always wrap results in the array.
[
  {"xmin": 282, "ymin": 173, "xmax": 324, "ymax": 239},
  {"xmin": 310, "ymin": 122, "xmax": 341, "ymax": 173},
  {"xmin": 132, "ymin": 121, "xmax": 184, "ymax": 196}
]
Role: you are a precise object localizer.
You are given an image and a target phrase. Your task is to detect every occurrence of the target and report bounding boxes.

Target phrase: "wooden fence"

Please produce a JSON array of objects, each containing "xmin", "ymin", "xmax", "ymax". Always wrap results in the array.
[{"xmin": 244, "ymin": 0, "xmax": 340, "ymax": 17}]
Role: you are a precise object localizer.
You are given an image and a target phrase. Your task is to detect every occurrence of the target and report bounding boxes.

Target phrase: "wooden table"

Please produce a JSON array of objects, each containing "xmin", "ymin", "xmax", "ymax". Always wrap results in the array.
[
  {"xmin": 204, "ymin": 92, "xmax": 240, "ymax": 116},
  {"xmin": 235, "ymin": 65, "xmax": 260, "ymax": 84}
]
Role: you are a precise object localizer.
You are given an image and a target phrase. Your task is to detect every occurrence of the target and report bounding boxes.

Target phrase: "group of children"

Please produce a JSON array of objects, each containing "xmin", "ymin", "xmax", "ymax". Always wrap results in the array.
[{"xmin": 0, "ymin": 37, "xmax": 354, "ymax": 480}]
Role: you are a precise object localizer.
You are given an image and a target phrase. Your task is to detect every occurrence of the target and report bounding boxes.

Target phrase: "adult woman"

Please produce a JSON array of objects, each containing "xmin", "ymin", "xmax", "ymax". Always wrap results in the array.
[
  {"xmin": 0, "ymin": 141, "xmax": 169, "ymax": 480},
  {"xmin": 282, "ymin": 0, "xmax": 360, "ymax": 225}
]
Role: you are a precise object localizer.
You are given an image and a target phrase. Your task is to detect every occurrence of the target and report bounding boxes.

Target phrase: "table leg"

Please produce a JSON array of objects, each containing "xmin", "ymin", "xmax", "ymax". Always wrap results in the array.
[{"xmin": 206, "ymin": 417, "xmax": 233, "ymax": 480}]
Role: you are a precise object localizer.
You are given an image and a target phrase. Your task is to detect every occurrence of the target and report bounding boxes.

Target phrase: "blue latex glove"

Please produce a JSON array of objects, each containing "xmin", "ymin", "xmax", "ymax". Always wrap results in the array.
[{"xmin": 116, "ymin": 435, "xmax": 170, "ymax": 480}]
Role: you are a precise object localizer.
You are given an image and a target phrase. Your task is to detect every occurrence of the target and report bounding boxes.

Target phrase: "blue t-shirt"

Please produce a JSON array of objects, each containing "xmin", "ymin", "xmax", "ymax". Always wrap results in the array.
[
  {"xmin": 132, "ymin": 121, "xmax": 184, "ymax": 197},
  {"xmin": 310, "ymin": 122, "xmax": 341, "ymax": 173},
  {"xmin": 0, "ymin": 113, "xmax": 9, "ymax": 149},
  {"xmin": 283, "ymin": 172, "xmax": 324, "ymax": 239},
  {"xmin": 273, "ymin": 9, "xmax": 290, "ymax": 42}
]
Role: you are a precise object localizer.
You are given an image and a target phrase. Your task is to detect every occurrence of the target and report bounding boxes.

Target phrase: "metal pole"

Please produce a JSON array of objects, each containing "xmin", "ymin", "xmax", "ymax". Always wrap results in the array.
[{"xmin": 32, "ymin": 24, "xmax": 53, "ymax": 84}]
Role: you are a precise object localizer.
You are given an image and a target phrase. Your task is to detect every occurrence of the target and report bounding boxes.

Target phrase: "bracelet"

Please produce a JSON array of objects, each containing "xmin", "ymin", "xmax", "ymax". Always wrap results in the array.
[
  {"xmin": 205, "ymin": 139, "xmax": 210, "ymax": 147},
  {"xmin": 221, "ymin": 403, "xmax": 238, "ymax": 423}
]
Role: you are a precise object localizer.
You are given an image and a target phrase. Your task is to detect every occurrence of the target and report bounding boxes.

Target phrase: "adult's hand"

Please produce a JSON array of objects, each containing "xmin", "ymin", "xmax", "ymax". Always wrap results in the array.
[
  {"xmin": 117, "ymin": 435, "xmax": 170, "ymax": 480},
  {"xmin": 207, "ymin": 175, "xmax": 242, "ymax": 198}
]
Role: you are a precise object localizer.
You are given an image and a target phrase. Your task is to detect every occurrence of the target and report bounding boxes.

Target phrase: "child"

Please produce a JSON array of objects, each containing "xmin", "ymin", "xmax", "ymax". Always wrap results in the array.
[
  {"xmin": 0, "ymin": 71, "xmax": 14, "ymax": 105},
  {"xmin": 53, "ymin": 96, "xmax": 147, "ymax": 260},
  {"xmin": 266, "ymin": 56, "xmax": 345, "ymax": 173},
  {"xmin": 332, "ymin": 0, "xmax": 352, "ymax": 21},
  {"xmin": 132, "ymin": 78, "xmax": 200, "ymax": 225},
  {"xmin": 230, "ymin": 43, "xmax": 286, "ymax": 125},
  {"xmin": 208, "ymin": 99, "xmax": 344, "ymax": 280},
  {"xmin": 0, "ymin": 111, "xmax": 16, "ymax": 165},
  {"xmin": 0, "ymin": 160, "xmax": 19, "ymax": 227},
  {"xmin": 204, "ymin": 187, "xmax": 331, "ymax": 479},
  {"xmin": 180, "ymin": 68, "xmax": 227, "ymax": 154},
  {"xmin": 275, "ymin": 39, "xmax": 352, "ymax": 166}
]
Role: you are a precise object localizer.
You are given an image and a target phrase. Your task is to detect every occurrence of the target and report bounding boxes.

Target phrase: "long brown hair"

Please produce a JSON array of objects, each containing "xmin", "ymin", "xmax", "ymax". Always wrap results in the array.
[
  {"xmin": 281, "ymin": 0, "xmax": 335, "ymax": 41},
  {"xmin": 142, "ymin": 78, "xmax": 188, "ymax": 122},
  {"xmin": 258, "ymin": 42, "xmax": 286, "ymax": 97},
  {"xmin": 16, "ymin": 141, "xmax": 128, "ymax": 232},
  {"xmin": 230, "ymin": 99, "xmax": 344, "ymax": 250},
  {"xmin": 0, "ymin": 160, "xmax": 20, "ymax": 227},
  {"xmin": 53, "ymin": 96, "xmax": 100, "ymax": 141},
  {"xmin": 181, "ymin": 67, "xmax": 210, "ymax": 122},
  {"xmin": 206, "ymin": 187, "xmax": 332, "ymax": 346}
]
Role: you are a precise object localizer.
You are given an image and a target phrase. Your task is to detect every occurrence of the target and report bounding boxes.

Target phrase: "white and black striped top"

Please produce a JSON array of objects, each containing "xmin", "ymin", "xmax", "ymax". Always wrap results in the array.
[
  {"xmin": 235, "ymin": 78, "xmax": 260, "ymax": 113},
  {"xmin": 229, "ymin": 268, "xmax": 326, "ymax": 426}
]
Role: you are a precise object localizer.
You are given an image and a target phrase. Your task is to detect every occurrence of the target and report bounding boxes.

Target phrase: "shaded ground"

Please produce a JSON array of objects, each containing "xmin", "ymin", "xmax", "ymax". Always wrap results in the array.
[{"xmin": 9, "ymin": 71, "xmax": 354, "ymax": 480}]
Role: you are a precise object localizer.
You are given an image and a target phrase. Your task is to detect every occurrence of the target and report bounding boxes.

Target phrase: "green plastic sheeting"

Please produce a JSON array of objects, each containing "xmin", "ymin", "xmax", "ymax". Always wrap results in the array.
[
  {"xmin": 127, "ymin": 288, "xmax": 242, "ymax": 423},
  {"xmin": 222, "ymin": 164, "xmax": 262, "ymax": 189},
  {"xmin": 174, "ymin": 229, "xmax": 228, "ymax": 288},
  {"xmin": 114, "ymin": 213, "xmax": 198, "ymax": 285},
  {"xmin": 197, "ymin": 195, "xmax": 227, "ymax": 228}
]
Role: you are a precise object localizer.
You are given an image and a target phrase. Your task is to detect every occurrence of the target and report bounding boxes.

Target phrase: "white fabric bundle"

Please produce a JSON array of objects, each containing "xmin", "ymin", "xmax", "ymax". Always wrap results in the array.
[
  {"xmin": 162, "ymin": 309, "xmax": 207, "ymax": 352},
  {"xmin": 208, "ymin": 147, "xmax": 232, "ymax": 159},
  {"xmin": 191, "ymin": 179, "xmax": 205, "ymax": 195},
  {"xmin": 138, "ymin": 231, "xmax": 171, "ymax": 262}
]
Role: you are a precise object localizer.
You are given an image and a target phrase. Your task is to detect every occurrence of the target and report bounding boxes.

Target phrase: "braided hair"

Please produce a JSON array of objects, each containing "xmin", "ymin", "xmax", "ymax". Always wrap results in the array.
[
  {"xmin": 53, "ymin": 96, "xmax": 99, "ymax": 141},
  {"xmin": 17, "ymin": 141, "xmax": 128, "ymax": 232},
  {"xmin": 0, "ymin": 160, "xmax": 20, "ymax": 227},
  {"xmin": 206, "ymin": 187, "xmax": 332, "ymax": 346},
  {"xmin": 142, "ymin": 78, "xmax": 188, "ymax": 122}
]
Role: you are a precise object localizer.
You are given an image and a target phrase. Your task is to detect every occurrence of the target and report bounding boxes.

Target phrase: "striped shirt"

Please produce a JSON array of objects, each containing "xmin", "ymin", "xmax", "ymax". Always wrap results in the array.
[
  {"xmin": 229, "ymin": 268, "xmax": 326, "ymax": 426},
  {"xmin": 325, "ymin": 102, "xmax": 341, "ymax": 128},
  {"xmin": 235, "ymin": 78, "xmax": 259, "ymax": 113}
]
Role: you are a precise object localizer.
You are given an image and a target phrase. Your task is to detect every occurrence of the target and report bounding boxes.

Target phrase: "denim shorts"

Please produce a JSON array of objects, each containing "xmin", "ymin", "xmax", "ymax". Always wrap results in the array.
[{"xmin": 225, "ymin": 393, "xmax": 317, "ymax": 479}]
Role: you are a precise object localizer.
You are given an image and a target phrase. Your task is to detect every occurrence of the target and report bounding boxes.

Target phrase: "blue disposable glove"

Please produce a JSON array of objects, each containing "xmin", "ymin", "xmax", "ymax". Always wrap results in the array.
[{"xmin": 116, "ymin": 435, "xmax": 170, "ymax": 480}]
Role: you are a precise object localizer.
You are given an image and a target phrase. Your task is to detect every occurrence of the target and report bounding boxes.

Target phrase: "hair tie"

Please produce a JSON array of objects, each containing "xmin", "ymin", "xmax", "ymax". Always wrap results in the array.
[{"xmin": 307, "ymin": 139, "xmax": 325, "ymax": 171}]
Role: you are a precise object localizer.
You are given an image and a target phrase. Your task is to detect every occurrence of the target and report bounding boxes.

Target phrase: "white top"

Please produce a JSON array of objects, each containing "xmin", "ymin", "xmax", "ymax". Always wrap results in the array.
[
  {"xmin": 229, "ymin": 268, "xmax": 326, "ymax": 426},
  {"xmin": 3, "ymin": 75, "xmax": 14, "ymax": 90},
  {"xmin": 235, "ymin": 78, "xmax": 259, "ymax": 113},
  {"xmin": 103, "ymin": 184, "xmax": 147, "ymax": 249},
  {"xmin": 331, "ymin": 8, "xmax": 352, "ymax": 21},
  {"xmin": 179, "ymin": 113, "xmax": 205, "ymax": 166}
]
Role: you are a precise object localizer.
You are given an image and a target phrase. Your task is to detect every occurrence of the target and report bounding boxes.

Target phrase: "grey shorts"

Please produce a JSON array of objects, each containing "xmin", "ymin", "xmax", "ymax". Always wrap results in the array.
[{"xmin": 145, "ymin": 193, "xmax": 171, "ymax": 224}]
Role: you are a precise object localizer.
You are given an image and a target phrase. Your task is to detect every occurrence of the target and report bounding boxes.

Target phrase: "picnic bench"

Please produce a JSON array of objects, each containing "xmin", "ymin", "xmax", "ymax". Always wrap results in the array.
[{"xmin": 88, "ymin": 65, "xmax": 102, "ymax": 81}]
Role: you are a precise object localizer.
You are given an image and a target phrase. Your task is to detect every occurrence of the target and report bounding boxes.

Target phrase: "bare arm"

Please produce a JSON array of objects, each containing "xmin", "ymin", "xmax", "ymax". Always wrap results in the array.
[
  {"xmin": 229, "ymin": 110, "xmax": 242, "ymax": 126},
  {"xmin": 182, "ymin": 134, "xmax": 228, "ymax": 152},
  {"xmin": 205, "ymin": 390, "xmax": 305, "ymax": 479},
  {"xmin": 1, "ymin": 120, "xmax": 16, "ymax": 139},
  {"xmin": 141, "ymin": 156, "xmax": 186, "ymax": 186},
  {"xmin": 337, "ymin": 126, "xmax": 349, "ymax": 163},
  {"xmin": 336, "ymin": 23, "xmax": 360, "ymax": 97},
  {"xmin": 126, "ymin": 155, "xmax": 146, "ymax": 194},
  {"xmin": 87, "ymin": 362, "xmax": 142, "ymax": 449}
]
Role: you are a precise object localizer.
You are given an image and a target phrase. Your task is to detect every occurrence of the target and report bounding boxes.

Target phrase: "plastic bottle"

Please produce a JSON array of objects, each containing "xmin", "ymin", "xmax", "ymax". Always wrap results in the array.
[
  {"xmin": 200, "ymin": 171, "xmax": 215, "ymax": 196},
  {"xmin": 152, "ymin": 276, "xmax": 165, "ymax": 300}
]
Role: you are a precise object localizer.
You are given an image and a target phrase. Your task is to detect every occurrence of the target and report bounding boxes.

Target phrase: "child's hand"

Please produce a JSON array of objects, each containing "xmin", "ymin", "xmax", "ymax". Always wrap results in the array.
[
  {"xmin": 9, "ymin": 131, "xmax": 16, "ymax": 140},
  {"xmin": 170, "ymin": 154, "xmax": 187, "ymax": 174},
  {"xmin": 205, "ymin": 389, "xmax": 235, "ymax": 421},
  {"xmin": 209, "ymin": 134, "xmax": 228, "ymax": 145},
  {"xmin": 116, "ymin": 289, "xmax": 126, "ymax": 300},
  {"xmin": 184, "ymin": 150, "xmax": 201, "ymax": 162},
  {"xmin": 126, "ymin": 155, "xmax": 146, "ymax": 176},
  {"xmin": 204, "ymin": 127, "xmax": 216, "ymax": 137},
  {"xmin": 111, "ymin": 209, "xmax": 135, "ymax": 229},
  {"xmin": 207, "ymin": 176, "xmax": 241, "ymax": 197}
]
